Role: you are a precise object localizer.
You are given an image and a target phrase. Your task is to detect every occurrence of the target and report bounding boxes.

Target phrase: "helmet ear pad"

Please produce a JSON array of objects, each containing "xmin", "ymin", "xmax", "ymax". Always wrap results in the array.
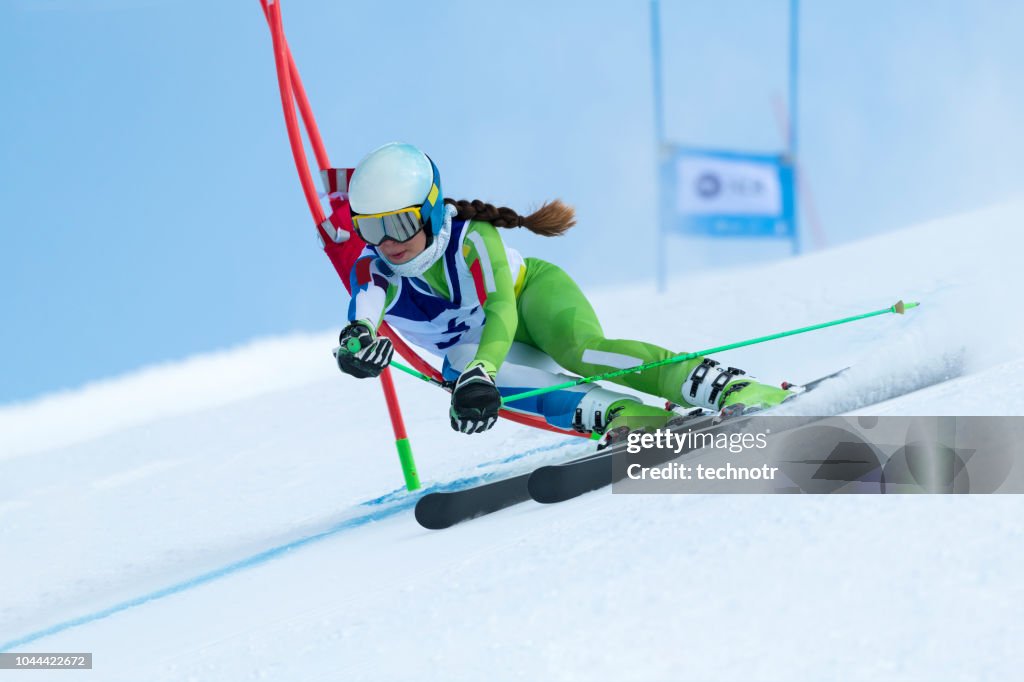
[{"xmin": 422, "ymin": 155, "xmax": 446, "ymax": 237}]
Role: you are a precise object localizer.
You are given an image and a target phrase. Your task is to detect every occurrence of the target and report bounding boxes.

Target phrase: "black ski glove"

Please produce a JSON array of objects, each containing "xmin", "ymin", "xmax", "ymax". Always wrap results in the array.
[
  {"xmin": 335, "ymin": 321, "xmax": 394, "ymax": 379},
  {"xmin": 450, "ymin": 364, "xmax": 502, "ymax": 434}
]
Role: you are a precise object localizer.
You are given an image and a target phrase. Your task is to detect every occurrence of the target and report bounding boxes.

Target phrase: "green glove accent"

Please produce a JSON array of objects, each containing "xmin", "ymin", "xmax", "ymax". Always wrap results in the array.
[{"xmin": 338, "ymin": 319, "xmax": 376, "ymax": 356}]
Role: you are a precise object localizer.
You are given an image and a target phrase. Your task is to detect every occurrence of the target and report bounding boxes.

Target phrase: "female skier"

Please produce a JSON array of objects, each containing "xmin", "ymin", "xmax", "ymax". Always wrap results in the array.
[{"xmin": 334, "ymin": 142, "xmax": 791, "ymax": 436}]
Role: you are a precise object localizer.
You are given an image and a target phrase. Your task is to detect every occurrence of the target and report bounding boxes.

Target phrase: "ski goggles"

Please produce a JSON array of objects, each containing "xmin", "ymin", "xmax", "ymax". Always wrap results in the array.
[{"xmin": 351, "ymin": 206, "xmax": 426, "ymax": 246}]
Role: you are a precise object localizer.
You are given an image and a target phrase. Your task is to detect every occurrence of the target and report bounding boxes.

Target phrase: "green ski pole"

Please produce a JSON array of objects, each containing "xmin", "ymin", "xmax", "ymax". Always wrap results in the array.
[
  {"xmin": 389, "ymin": 359, "xmax": 450, "ymax": 388},
  {"xmin": 501, "ymin": 299, "xmax": 920, "ymax": 405},
  {"xmin": 344, "ymin": 339, "xmax": 448, "ymax": 388}
]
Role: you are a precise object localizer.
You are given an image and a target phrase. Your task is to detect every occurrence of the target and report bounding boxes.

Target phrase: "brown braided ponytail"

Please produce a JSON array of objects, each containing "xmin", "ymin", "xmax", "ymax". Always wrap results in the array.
[{"xmin": 443, "ymin": 198, "xmax": 576, "ymax": 237}]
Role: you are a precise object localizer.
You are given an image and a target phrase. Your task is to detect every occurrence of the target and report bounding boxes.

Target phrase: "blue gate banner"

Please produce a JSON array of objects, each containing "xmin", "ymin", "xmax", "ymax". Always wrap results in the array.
[{"xmin": 661, "ymin": 147, "xmax": 795, "ymax": 239}]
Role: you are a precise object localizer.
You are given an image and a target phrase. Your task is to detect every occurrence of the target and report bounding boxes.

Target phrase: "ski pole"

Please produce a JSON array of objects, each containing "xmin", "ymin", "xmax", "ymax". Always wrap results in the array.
[
  {"xmin": 389, "ymin": 359, "xmax": 452, "ymax": 389},
  {"xmin": 342, "ymin": 339, "xmax": 452, "ymax": 390},
  {"xmin": 501, "ymin": 299, "xmax": 920, "ymax": 405}
]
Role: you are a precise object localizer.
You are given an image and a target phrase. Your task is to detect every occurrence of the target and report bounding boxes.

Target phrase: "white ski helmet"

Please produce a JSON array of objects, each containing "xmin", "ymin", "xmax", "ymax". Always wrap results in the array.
[{"xmin": 348, "ymin": 142, "xmax": 446, "ymax": 236}]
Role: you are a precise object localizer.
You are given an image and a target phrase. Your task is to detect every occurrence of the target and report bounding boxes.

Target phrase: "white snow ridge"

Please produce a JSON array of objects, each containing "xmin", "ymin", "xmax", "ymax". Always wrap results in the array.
[{"xmin": 1, "ymin": 201, "xmax": 1023, "ymax": 680}]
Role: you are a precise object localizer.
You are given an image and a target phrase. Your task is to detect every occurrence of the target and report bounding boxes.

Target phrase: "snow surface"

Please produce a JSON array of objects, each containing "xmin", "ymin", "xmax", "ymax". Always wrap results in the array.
[{"xmin": 2, "ymin": 202, "xmax": 1023, "ymax": 680}]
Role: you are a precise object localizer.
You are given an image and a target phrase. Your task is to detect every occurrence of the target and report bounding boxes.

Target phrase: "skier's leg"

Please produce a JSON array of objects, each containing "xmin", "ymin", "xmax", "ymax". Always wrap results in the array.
[
  {"xmin": 515, "ymin": 258, "xmax": 791, "ymax": 411},
  {"xmin": 444, "ymin": 342, "xmax": 670, "ymax": 433},
  {"xmin": 514, "ymin": 259, "xmax": 696, "ymax": 402}
]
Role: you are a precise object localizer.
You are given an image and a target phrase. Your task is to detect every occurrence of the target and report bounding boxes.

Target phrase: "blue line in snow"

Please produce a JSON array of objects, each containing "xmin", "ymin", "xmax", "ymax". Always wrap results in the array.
[{"xmin": 0, "ymin": 438, "xmax": 580, "ymax": 652}]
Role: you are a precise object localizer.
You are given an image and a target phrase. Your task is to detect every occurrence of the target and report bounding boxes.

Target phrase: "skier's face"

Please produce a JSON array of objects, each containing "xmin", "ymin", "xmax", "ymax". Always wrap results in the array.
[{"xmin": 377, "ymin": 228, "xmax": 427, "ymax": 264}]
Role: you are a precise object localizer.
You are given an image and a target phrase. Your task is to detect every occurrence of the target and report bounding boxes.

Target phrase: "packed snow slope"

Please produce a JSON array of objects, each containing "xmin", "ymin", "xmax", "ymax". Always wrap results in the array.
[{"xmin": 2, "ymin": 201, "xmax": 1023, "ymax": 681}]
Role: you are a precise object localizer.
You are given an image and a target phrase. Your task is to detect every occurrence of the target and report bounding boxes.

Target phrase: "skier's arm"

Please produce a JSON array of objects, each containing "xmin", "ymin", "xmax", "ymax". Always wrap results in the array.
[
  {"xmin": 462, "ymin": 222, "xmax": 518, "ymax": 376},
  {"xmin": 334, "ymin": 254, "xmax": 399, "ymax": 379},
  {"xmin": 347, "ymin": 255, "xmax": 397, "ymax": 331}
]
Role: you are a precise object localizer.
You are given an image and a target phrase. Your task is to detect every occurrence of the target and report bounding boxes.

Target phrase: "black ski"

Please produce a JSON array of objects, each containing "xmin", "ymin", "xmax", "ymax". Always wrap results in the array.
[
  {"xmin": 527, "ymin": 412, "xmax": 735, "ymax": 504},
  {"xmin": 414, "ymin": 451, "xmax": 609, "ymax": 530},
  {"xmin": 527, "ymin": 368, "xmax": 849, "ymax": 504},
  {"xmin": 414, "ymin": 472, "xmax": 532, "ymax": 530},
  {"xmin": 785, "ymin": 366, "xmax": 849, "ymax": 392},
  {"xmin": 416, "ymin": 368, "xmax": 848, "ymax": 529}
]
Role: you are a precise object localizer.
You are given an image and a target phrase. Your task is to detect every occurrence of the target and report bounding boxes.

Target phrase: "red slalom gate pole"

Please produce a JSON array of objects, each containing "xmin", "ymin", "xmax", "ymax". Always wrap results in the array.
[
  {"xmin": 264, "ymin": 0, "xmax": 323, "ymax": 224},
  {"xmin": 262, "ymin": 0, "xmax": 420, "ymax": 489},
  {"xmin": 259, "ymin": 0, "xmax": 329, "ymax": 172},
  {"xmin": 378, "ymin": 367, "xmax": 419, "ymax": 490},
  {"xmin": 287, "ymin": 54, "xmax": 329, "ymax": 172}
]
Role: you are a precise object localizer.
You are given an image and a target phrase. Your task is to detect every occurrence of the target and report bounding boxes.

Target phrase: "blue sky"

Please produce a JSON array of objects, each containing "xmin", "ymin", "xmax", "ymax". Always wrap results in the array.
[{"xmin": 2, "ymin": 0, "xmax": 1023, "ymax": 404}]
